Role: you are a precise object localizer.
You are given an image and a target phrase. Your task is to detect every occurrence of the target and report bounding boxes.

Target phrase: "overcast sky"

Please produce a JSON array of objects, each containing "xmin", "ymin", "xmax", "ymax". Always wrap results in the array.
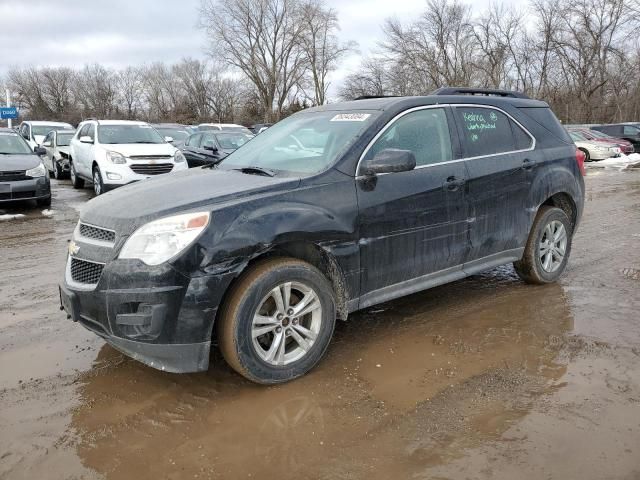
[{"xmin": 0, "ymin": 0, "xmax": 497, "ymax": 99}]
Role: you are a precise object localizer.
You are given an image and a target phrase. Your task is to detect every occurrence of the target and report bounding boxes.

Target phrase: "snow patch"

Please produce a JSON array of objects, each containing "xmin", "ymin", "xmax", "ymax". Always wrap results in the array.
[
  {"xmin": 41, "ymin": 209, "xmax": 54, "ymax": 217},
  {"xmin": 0, "ymin": 214, "xmax": 26, "ymax": 221},
  {"xmin": 587, "ymin": 153, "xmax": 640, "ymax": 170}
]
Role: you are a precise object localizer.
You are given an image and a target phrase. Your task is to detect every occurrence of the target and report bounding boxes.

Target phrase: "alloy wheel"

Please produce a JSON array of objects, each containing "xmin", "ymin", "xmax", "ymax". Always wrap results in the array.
[
  {"xmin": 251, "ymin": 281, "xmax": 322, "ymax": 366},
  {"xmin": 538, "ymin": 220, "xmax": 567, "ymax": 273}
]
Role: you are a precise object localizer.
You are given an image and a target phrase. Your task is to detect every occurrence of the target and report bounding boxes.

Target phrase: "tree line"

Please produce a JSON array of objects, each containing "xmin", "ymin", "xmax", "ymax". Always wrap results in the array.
[
  {"xmin": 3, "ymin": 0, "xmax": 640, "ymax": 126},
  {"xmin": 341, "ymin": 0, "xmax": 640, "ymax": 124}
]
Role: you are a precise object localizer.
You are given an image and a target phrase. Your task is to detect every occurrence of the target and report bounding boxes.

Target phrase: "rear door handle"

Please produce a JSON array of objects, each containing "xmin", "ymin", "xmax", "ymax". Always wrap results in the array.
[
  {"xmin": 444, "ymin": 176, "xmax": 466, "ymax": 191},
  {"xmin": 522, "ymin": 158, "xmax": 535, "ymax": 170}
]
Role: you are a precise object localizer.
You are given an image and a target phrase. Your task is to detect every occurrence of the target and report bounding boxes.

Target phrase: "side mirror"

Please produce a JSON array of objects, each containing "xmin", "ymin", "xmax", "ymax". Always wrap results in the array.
[
  {"xmin": 34, "ymin": 146, "xmax": 46, "ymax": 156},
  {"xmin": 80, "ymin": 135, "xmax": 93, "ymax": 144},
  {"xmin": 360, "ymin": 149, "xmax": 416, "ymax": 176},
  {"xmin": 164, "ymin": 136, "xmax": 174, "ymax": 143}
]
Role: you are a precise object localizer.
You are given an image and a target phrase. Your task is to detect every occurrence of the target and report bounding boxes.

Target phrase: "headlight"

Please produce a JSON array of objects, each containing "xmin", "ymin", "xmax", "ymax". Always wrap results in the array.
[
  {"xmin": 26, "ymin": 163, "xmax": 46, "ymax": 177},
  {"xmin": 174, "ymin": 151, "xmax": 186, "ymax": 163},
  {"xmin": 106, "ymin": 150, "xmax": 127, "ymax": 164},
  {"xmin": 119, "ymin": 212, "xmax": 210, "ymax": 265}
]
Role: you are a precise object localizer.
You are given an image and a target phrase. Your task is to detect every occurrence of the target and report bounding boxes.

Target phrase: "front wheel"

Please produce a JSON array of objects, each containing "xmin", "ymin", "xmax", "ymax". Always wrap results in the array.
[
  {"xmin": 579, "ymin": 147, "xmax": 591, "ymax": 162},
  {"xmin": 70, "ymin": 161, "xmax": 85, "ymax": 189},
  {"xmin": 92, "ymin": 166, "xmax": 104, "ymax": 196},
  {"xmin": 218, "ymin": 258, "xmax": 336, "ymax": 384},
  {"xmin": 514, "ymin": 206, "xmax": 573, "ymax": 284}
]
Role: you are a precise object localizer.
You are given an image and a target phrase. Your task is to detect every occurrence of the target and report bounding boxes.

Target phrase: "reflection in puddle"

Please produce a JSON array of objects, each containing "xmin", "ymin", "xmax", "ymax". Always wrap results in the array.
[{"xmin": 71, "ymin": 268, "xmax": 574, "ymax": 479}]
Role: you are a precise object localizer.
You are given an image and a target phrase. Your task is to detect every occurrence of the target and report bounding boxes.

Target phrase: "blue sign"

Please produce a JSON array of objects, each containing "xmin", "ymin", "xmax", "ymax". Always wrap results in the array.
[{"xmin": 0, "ymin": 107, "xmax": 18, "ymax": 120}]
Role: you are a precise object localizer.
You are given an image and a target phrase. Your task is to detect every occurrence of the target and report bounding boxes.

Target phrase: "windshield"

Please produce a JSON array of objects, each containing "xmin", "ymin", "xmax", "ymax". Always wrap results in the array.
[
  {"xmin": 98, "ymin": 124, "xmax": 165, "ymax": 144},
  {"xmin": 0, "ymin": 132, "xmax": 33, "ymax": 155},
  {"xmin": 57, "ymin": 132, "xmax": 74, "ymax": 146},
  {"xmin": 569, "ymin": 131, "xmax": 586, "ymax": 141},
  {"xmin": 156, "ymin": 128, "xmax": 189, "ymax": 142},
  {"xmin": 221, "ymin": 110, "xmax": 378, "ymax": 174},
  {"xmin": 32, "ymin": 125, "xmax": 70, "ymax": 137},
  {"xmin": 215, "ymin": 132, "xmax": 252, "ymax": 150}
]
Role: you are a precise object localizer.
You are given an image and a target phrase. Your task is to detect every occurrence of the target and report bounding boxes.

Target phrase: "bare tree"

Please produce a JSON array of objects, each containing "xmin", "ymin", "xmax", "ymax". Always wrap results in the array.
[
  {"xmin": 299, "ymin": 1, "xmax": 355, "ymax": 105},
  {"xmin": 117, "ymin": 66, "xmax": 144, "ymax": 120},
  {"xmin": 199, "ymin": 0, "xmax": 309, "ymax": 121}
]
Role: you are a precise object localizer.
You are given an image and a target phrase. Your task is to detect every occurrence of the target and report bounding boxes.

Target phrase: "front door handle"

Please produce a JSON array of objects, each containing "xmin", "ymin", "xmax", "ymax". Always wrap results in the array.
[
  {"xmin": 522, "ymin": 158, "xmax": 535, "ymax": 170},
  {"xmin": 444, "ymin": 176, "xmax": 466, "ymax": 191}
]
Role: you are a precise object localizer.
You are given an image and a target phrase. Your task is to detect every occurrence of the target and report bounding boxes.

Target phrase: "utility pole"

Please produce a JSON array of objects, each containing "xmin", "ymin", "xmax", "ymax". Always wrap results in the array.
[{"xmin": 5, "ymin": 89, "xmax": 11, "ymax": 129}]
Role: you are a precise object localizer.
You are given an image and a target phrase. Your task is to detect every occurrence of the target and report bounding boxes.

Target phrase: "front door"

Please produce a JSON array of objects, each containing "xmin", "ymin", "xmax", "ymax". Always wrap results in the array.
[{"xmin": 356, "ymin": 106, "xmax": 470, "ymax": 307}]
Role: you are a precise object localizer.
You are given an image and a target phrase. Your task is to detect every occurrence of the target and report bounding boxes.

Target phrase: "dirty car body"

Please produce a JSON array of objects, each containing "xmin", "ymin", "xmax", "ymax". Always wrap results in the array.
[{"xmin": 60, "ymin": 90, "xmax": 585, "ymax": 379}]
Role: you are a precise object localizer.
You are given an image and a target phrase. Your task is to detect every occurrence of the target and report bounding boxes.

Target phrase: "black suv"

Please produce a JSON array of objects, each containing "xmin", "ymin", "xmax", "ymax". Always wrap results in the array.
[{"xmin": 59, "ymin": 88, "xmax": 585, "ymax": 384}]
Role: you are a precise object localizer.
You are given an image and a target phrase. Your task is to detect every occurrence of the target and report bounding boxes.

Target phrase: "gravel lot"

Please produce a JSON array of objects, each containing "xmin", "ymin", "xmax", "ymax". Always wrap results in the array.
[{"xmin": 1, "ymin": 168, "xmax": 639, "ymax": 480}]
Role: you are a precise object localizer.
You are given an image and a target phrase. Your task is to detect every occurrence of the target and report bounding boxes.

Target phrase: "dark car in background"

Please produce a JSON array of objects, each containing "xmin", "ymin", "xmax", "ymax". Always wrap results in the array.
[
  {"xmin": 152, "ymin": 123, "xmax": 191, "ymax": 148},
  {"xmin": 60, "ymin": 88, "xmax": 584, "ymax": 384},
  {"xmin": 0, "ymin": 128, "xmax": 51, "ymax": 207},
  {"xmin": 591, "ymin": 124, "xmax": 640, "ymax": 150},
  {"xmin": 181, "ymin": 131, "xmax": 252, "ymax": 167}
]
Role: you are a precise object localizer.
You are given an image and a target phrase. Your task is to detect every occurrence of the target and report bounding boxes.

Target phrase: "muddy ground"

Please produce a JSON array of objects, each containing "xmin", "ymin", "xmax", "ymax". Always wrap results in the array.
[{"xmin": 0, "ymin": 168, "xmax": 639, "ymax": 480}]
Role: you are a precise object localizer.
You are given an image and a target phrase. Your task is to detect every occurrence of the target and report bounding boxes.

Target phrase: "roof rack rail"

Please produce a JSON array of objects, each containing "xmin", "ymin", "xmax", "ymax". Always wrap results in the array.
[
  {"xmin": 431, "ymin": 87, "xmax": 530, "ymax": 99},
  {"xmin": 354, "ymin": 95, "xmax": 400, "ymax": 100}
]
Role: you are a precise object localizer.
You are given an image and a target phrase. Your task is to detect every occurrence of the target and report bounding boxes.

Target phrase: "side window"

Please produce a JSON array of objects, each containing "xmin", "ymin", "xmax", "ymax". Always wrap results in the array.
[
  {"xmin": 200, "ymin": 133, "xmax": 217, "ymax": 149},
  {"xmin": 86, "ymin": 124, "xmax": 95, "ymax": 141},
  {"xmin": 364, "ymin": 108, "xmax": 452, "ymax": 167},
  {"xmin": 44, "ymin": 133, "xmax": 52, "ymax": 145},
  {"xmin": 78, "ymin": 124, "xmax": 89, "ymax": 137},
  {"xmin": 455, "ymin": 107, "xmax": 517, "ymax": 157},
  {"xmin": 187, "ymin": 133, "xmax": 202, "ymax": 147},
  {"xmin": 21, "ymin": 124, "xmax": 30, "ymax": 140},
  {"xmin": 511, "ymin": 120, "xmax": 533, "ymax": 150},
  {"xmin": 623, "ymin": 125, "xmax": 639, "ymax": 136}
]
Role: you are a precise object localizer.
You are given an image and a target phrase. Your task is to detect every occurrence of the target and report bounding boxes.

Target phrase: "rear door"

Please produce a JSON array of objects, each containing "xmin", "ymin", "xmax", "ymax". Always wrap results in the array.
[
  {"xmin": 452, "ymin": 105, "xmax": 535, "ymax": 263},
  {"xmin": 356, "ymin": 106, "xmax": 470, "ymax": 306}
]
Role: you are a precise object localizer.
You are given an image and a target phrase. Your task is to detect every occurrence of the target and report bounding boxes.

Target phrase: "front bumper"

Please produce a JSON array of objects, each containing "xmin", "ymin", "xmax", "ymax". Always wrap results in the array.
[
  {"xmin": 60, "ymin": 255, "xmax": 237, "ymax": 373},
  {"xmin": 0, "ymin": 176, "xmax": 50, "ymax": 202},
  {"xmin": 100, "ymin": 161, "xmax": 189, "ymax": 189}
]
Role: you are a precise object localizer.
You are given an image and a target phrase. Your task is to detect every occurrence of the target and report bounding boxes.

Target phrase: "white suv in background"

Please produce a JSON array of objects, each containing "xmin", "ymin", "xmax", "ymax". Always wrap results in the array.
[
  {"xmin": 69, "ymin": 120, "xmax": 188, "ymax": 195},
  {"xmin": 18, "ymin": 121, "xmax": 74, "ymax": 150}
]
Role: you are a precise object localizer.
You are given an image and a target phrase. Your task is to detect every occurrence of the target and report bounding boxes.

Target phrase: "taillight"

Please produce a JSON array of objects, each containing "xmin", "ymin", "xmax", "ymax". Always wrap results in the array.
[{"xmin": 575, "ymin": 149, "xmax": 586, "ymax": 176}]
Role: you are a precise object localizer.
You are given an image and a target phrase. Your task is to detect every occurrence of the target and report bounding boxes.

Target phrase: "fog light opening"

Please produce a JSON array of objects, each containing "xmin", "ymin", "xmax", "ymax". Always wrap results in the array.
[{"xmin": 106, "ymin": 172, "xmax": 122, "ymax": 180}]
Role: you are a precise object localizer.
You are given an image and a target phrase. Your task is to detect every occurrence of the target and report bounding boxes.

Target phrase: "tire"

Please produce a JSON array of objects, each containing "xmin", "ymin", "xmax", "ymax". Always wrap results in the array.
[
  {"xmin": 579, "ymin": 147, "xmax": 591, "ymax": 162},
  {"xmin": 70, "ymin": 161, "xmax": 85, "ymax": 189},
  {"xmin": 218, "ymin": 258, "xmax": 337, "ymax": 384},
  {"xmin": 92, "ymin": 166, "xmax": 104, "ymax": 196},
  {"xmin": 514, "ymin": 206, "xmax": 573, "ymax": 284},
  {"xmin": 37, "ymin": 196, "xmax": 51, "ymax": 207},
  {"xmin": 52, "ymin": 158, "xmax": 62, "ymax": 179}
]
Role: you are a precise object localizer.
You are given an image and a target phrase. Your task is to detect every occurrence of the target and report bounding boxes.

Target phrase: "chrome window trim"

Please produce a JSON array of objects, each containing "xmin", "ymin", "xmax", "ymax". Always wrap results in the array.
[{"xmin": 355, "ymin": 103, "xmax": 536, "ymax": 178}]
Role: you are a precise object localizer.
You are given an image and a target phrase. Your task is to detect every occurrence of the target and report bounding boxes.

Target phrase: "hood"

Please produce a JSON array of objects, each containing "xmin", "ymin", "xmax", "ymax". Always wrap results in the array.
[
  {"xmin": 99, "ymin": 143, "xmax": 176, "ymax": 157},
  {"xmin": 80, "ymin": 167, "xmax": 300, "ymax": 233},
  {"xmin": 0, "ymin": 153, "xmax": 41, "ymax": 172},
  {"xmin": 33, "ymin": 135, "xmax": 46, "ymax": 145}
]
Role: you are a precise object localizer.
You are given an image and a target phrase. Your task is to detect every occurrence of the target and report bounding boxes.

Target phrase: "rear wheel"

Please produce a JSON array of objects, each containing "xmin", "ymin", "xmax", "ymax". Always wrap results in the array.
[
  {"xmin": 70, "ymin": 161, "xmax": 84, "ymax": 189},
  {"xmin": 514, "ymin": 206, "xmax": 573, "ymax": 284},
  {"xmin": 579, "ymin": 147, "xmax": 591, "ymax": 162},
  {"xmin": 92, "ymin": 166, "xmax": 104, "ymax": 196},
  {"xmin": 218, "ymin": 258, "xmax": 336, "ymax": 384}
]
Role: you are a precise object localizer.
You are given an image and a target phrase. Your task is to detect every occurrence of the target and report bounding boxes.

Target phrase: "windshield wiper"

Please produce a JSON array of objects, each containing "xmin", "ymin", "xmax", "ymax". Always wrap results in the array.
[
  {"xmin": 130, "ymin": 141, "xmax": 159, "ymax": 144},
  {"xmin": 233, "ymin": 166, "xmax": 276, "ymax": 177}
]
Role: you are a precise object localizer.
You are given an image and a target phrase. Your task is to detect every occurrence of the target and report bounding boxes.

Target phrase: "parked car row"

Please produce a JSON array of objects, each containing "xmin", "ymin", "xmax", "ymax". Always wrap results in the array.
[{"xmin": 565, "ymin": 123, "xmax": 640, "ymax": 161}]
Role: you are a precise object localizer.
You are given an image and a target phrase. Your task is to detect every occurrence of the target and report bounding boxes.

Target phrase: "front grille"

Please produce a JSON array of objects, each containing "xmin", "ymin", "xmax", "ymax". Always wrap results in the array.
[
  {"xmin": 129, "ymin": 163, "xmax": 174, "ymax": 175},
  {"xmin": 0, "ymin": 191, "xmax": 35, "ymax": 200},
  {"xmin": 70, "ymin": 258, "xmax": 104, "ymax": 285},
  {"xmin": 79, "ymin": 223, "xmax": 116, "ymax": 243},
  {"xmin": 0, "ymin": 170, "xmax": 29, "ymax": 181},
  {"xmin": 128, "ymin": 155, "xmax": 173, "ymax": 161}
]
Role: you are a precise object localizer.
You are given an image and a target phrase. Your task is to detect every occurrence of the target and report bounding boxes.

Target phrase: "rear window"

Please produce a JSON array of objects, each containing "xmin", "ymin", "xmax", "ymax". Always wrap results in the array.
[
  {"xmin": 518, "ymin": 107, "xmax": 572, "ymax": 143},
  {"xmin": 454, "ymin": 106, "xmax": 530, "ymax": 157}
]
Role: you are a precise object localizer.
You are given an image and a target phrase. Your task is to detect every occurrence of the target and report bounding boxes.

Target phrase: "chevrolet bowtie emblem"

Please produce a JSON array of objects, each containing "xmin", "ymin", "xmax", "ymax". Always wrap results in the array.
[{"xmin": 68, "ymin": 240, "xmax": 80, "ymax": 256}]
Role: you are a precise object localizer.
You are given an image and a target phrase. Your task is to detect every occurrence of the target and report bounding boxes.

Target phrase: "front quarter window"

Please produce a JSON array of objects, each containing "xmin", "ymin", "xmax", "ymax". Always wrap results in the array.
[{"xmin": 220, "ymin": 110, "xmax": 378, "ymax": 175}]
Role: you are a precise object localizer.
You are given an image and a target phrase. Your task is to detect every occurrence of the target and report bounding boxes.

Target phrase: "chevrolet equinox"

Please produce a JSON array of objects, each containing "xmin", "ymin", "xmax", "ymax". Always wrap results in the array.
[{"xmin": 59, "ymin": 88, "xmax": 585, "ymax": 384}]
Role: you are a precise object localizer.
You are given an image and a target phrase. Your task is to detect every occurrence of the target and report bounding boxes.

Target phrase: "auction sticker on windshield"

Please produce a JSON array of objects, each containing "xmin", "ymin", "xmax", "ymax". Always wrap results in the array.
[{"xmin": 330, "ymin": 113, "xmax": 371, "ymax": 122}]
